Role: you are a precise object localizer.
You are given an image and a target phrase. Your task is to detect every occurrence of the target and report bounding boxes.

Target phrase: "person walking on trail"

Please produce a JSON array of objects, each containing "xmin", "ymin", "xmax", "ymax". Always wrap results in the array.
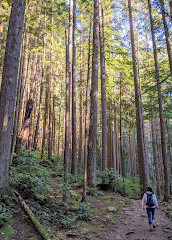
[{"xmin": 142, "ymin": 187, "xmax": 158, "ymax": 230}]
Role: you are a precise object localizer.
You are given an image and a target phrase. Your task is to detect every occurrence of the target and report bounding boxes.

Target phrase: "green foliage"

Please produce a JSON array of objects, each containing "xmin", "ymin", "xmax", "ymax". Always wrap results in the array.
[
  {"xmin": 77, "ymin": 202, "xmax": 92, "ymax": 221},
  {"xmin": 34, "ymin": 201, "xmax": 77, "ymax": 229},
  {"xmin": 10, "ymin": 150, "xmax": 53, "ymax": 199},
  {"xmin": 97, "ymin": 169, "xmax": 140, "ymax": 198},
  {"xmin": 0, "ymin": 221, "xmax": 14, "ymax": 240},
  {"xmin": 0, "ymin": 203, "xmax": 11, "ymax": 224},
  {"xmin": 59, "ymin": 183, "xmax": 72, "ymax": 198},
  {"xmin": 87, "ymin": 187, "xmax": 104, "ymax": 197},
  {"xmin": 122, "ymin": 177, "xmax": 140, "ymax": 198},
  {"xmin": 0, "ymin": 195, "xmax": 14, "ymax": 239}
]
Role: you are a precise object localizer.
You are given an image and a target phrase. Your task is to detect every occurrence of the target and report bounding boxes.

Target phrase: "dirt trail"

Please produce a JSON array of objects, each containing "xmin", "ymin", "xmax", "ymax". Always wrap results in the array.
[{"xmin": 112, "ymin": 199, "xmax": 172, "ymax": 240}]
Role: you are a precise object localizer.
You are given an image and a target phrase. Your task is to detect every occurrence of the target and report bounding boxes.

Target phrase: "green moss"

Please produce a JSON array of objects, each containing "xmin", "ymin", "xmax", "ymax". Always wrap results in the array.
[{"xmin": 0, "ymin": 221, "xmax": 14, "ymax": 240}]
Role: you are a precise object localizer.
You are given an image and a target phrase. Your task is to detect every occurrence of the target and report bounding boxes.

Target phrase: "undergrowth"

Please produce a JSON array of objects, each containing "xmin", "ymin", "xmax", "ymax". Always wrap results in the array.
[
  {"xmin": 10, "ymin": 149, "xmax": 92, "ymax": 230},
  {"xmin": 97, "ymin": 169, "xmax": 141, "ymax": 198}
]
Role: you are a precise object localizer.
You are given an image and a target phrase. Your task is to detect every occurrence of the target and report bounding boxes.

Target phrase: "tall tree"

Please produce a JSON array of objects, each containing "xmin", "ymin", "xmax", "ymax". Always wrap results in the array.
[
  {"xmin": 87, "ymin": 0, "xmax": 99, "ymax": 187},
  {"xmin": 128, "ymin": 0, "xmax": 149, "ymax": 195},
  {"xmin": 71, "ymin": 0, "xmax": 77, "ymax": 177},
  {"xmin": 99, "ymin": 4, "xmax": 107, "ymax": 171},
  {"xmin": 0, "ymin": 0, "xmax": 26, "ymax": 192},
  {"xmin": 159, "ymin": 0, "xmax": 172, "ymax": 77},
  {"xmin": 82, "ymin": 17, "xmax": 92, "ymax": 201},
  {"xmin": 64, "ymin": 0, "xmax": 72, "ymax": 199},
  {"xmin": 148, "ymin": 0, "xmax": 169, "ymax": 201},
  {"xmin": 33, "ymin": 7, "xmax": 46, "ymax": 150}
]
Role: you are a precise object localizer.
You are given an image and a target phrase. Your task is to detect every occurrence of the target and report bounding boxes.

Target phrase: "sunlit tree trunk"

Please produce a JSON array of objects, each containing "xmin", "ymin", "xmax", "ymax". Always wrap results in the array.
[
  {"xmin": 119, "ymin": 77, "xmax": 124, "ymax": 177},
  {"xmin": 64, "ymin": 0, "xmax": 72, "ymax": 201},
  {"xmin": 148, "ymin": 0, "xmax": 169, "ymax": 201},
  {"xmin": 87, "ymin": 0, "xmax": 99, "ymax": 187},
  {"xmin": 48, "ymin": 4, "xmax": 54, "ymax": 161},
  {"xmin": 99, "ymin": 4, "xmax": 107, "ymax": 171},
  {"xmin": 128, "ymin": 0, "xmax": 149, "ymax": 195},
  {"xmin": 71, "ymin": 0, "xmax": 77, "ymax": 177},
  {"xmin": 151, "ymin": 118, "xmax": 161, "ymax": 197},
  {"xmin": 57, "ymin": 82, "xmax": 62, "ymax": 156},
  {"xmin": 82, "ymin": 18, "xmax": 92, "ymax": 201},
  {"xmin": 159, "ymin": 0, "xmax": 172, "ymax": 77},
  {"xmin": 33, "ymin": 13, "xmax": 45, "ymax": 150}
]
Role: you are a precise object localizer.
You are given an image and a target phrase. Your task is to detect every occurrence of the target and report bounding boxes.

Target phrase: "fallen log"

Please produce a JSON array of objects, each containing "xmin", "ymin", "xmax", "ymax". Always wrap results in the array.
[{"xmin": 13, "ymin": 189, "xmax": 51, "ymax": 240}]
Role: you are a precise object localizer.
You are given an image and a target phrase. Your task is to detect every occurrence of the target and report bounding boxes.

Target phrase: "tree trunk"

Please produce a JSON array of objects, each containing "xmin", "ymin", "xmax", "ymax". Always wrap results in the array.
[
  {"xmin": 71, "ymin": 0, "xmax": 77, "ymax": 177},
  {"xmin": 82, "ymin": 18, "xmax": 92, "ymax": 202},
  {"xmin": 32, "ymin": 15, "xmax": 44, "ymax": 150},
  {"xmin": 112, "ymin": 119, "xmax": 116, "ymax": 171},
  {"xmin": 119, "ymin": 76, "xmax": 124, "ymax": 177},
  {"xmin": 169, "ymin": 0, "xmax": 172, "ymax": 18},
  {"xmin": 48, "ymin": 4, "xmax": 53, "ymax": 161},
  {"xmin": 57, "ymin": 82, "xmax": 62, "ymax": 156},
  {"xmin": 78, "ymin": 34, "xmax": 83, "ymax": 169},
  {"xmin": 99, "ymin": 4, "xmax": 107, "ymax": 171},
  {"xmin": 159, "ymin": 0, "xmax": 172, "ymax": 77},
  {"xmin": 151, "ymin": 118, "xmax": 161, "ymax": 197},
  {"xmin": 87, "ymin": 0, "xmax": 99, "ymax": 187},
  {"xmin": 128, "ymin": 0, "xmax": 149, "ymax": 195},
  {"xmin": 41, "ymin": 84, "xmax": 48, "ymax": 159},
  {"xmin": 0, "ymin": 0, "xmax": 26, "ymax": 191},
  {"xmin": 148, "ymin": 0, "xmax": 169, "ymax": 201},
  {"xmin": 64, "ymin": 0, "xmax": 72, "ymax": 200},
  {"xmin": 11, "ymin": 15, "xmax": 28, "ymax": 158}
]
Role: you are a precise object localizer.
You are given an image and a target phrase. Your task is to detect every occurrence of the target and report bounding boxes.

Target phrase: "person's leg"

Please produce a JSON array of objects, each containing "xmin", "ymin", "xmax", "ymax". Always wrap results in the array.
[
  {"xmin": 146, "ymin": 208, "xmax": 152, "ymax": 229},
  {"xmin": 151, "ymin": 208, "xmax": 155, "ymax": 228}
]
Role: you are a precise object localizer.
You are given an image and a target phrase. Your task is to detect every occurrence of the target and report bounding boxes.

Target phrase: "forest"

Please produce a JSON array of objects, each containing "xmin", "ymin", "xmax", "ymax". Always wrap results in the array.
[{"xmin": 0, "ymin": 0, "xmax": 172, "ymax": 239}]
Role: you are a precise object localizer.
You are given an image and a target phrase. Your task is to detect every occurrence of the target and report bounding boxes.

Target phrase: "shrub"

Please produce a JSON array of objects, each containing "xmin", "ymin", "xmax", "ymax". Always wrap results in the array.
[
  {"xmin": 10, "ymin": 151, "xmax": 53, "ymax": 199},
  {"xmin": 77, "ymin": 202, "xmax": 92, "ymax": 221},
  {"xmin": 87, "ymin": 187, "xmax": 103, "ymax": 197}
]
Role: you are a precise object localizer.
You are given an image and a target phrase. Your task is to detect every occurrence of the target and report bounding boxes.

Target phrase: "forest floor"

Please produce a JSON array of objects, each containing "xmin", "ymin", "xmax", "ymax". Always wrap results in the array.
[
  {"xmin": 53, "ymin": 189, "xmax": 172, "ymax": 240},
  {"xmin": 0, "ymin": 185, "xmax": 172, "ymax": 240}
]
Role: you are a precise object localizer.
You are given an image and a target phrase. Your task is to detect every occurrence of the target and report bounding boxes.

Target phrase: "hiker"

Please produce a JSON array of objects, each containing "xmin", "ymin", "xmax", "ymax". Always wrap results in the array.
[{"xmin": 142, "ymin": 187, "xmax": 158, "ymax": 230}]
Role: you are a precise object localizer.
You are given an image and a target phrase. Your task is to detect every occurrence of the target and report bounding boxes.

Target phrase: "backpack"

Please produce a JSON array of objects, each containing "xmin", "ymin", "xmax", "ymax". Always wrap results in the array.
[{"xmin": 146, "ymin": 193, "xmax": 154, "ymax": 207}]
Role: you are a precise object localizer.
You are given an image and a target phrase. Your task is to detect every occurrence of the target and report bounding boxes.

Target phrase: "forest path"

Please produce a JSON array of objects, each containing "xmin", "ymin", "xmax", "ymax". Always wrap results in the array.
[
  {"xmin": 112, "ymin": 199, "xmax": 172, "ymax": 240},
  {"xmin": 53, "ymin": 187, "xmax": 172, "ymax": 240}
]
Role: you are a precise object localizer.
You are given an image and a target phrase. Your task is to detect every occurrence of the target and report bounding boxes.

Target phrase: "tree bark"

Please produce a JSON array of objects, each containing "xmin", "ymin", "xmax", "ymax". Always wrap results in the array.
[
  {"xmin": 64, "ymin": 0, "xmax": 72, "ymax": 200},
  {"xmin": 71, "ymin": 0, "xmax": 77, "ymax": 177},
  {"xmin": 99, "ymin": 4, "xmax": 107, "ymax": 171},
  {"xmin": 151, "ymin": 118, "xmax": 161, "ymax": 197},
  {"xmin": 82, "ymin": 18, "xmax": 92, "ymax": 202},
  {"xmin": 148, "ymin": 0, "xmax": 169, "ymax": 201},
  {"xmin": 87, "ymin": 0, "xmax": 99, "ymax": 187},
  {"xmin": 57, "ymin": 82, "xmax": 62, "ymax": 156},
  {"xmin": 32, "ymin": 15, "xmax": 44, "ymax": 150},
  {"xmin": 128, "ymin": 0, "xmax": 149, "ymax": 195},
  {"xmin": 0, "ymin": 0, "xmax": 26, "ymax": 190},
  {"xmin": 159, "ymin": 0, "xmax": 172, "ymax": 78},
  {"xmin": 48, "ymin": 4, "xmax": 53, "ymax": 161}
]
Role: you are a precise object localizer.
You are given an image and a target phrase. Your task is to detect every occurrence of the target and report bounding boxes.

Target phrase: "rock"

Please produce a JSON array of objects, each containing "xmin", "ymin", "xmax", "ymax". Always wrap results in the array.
[
  {"xmin": 126, "ymin": 231, "xmax": 134, "ymax": 235},
  {"xmin": 107, "ymin": 207, "xmax": 117, "ymax": 212},
  {"xmin": 116, "ymin": 235, "xmax": 122, "ymax": 240},
  {"xmin": 66, "ymin": 232, "xmax": 78, "ymax": 238},
  {"xmin": 168, "ymin": 236, "xmax": 172, "ymax": 240},
  {"xmin": 106, "ymin": 215, "xmax": 112, "ymax": 221},
  {"xmin": 163, "ymin": 227, "xmax": 172, "ymax": 233},
  {"xmin": 81, "ymin": 228, "xmax": 89, "ymax": 235}
]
